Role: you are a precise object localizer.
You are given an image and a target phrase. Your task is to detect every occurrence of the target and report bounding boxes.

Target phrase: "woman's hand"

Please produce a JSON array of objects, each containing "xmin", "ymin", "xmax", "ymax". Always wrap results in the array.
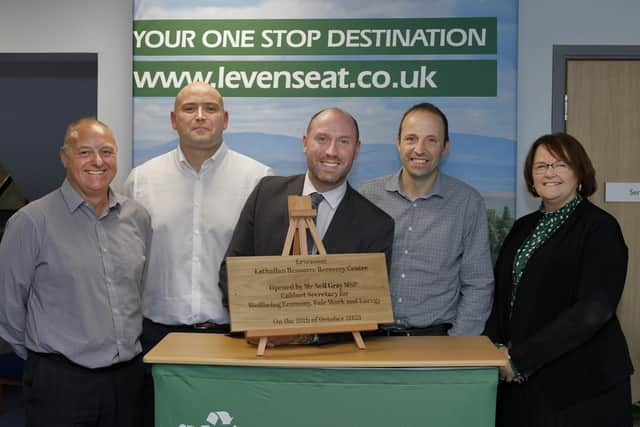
[{"xmin": 498, "ymin": 346, "xmax": 525, "ymax": 383}]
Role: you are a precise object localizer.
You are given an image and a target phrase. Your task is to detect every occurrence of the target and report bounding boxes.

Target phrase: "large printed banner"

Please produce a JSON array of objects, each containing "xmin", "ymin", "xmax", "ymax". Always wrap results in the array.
[
  {"xmin": 134, "ymin": 17, "xmax": 497, "ymax": 97},
  {"xmin": 133, "ymin": 1, "xmax": 518, "ymax": 253}
]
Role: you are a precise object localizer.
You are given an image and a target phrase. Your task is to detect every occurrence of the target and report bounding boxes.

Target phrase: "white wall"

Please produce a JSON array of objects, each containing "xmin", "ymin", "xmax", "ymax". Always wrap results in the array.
[
  {"xmin": 0, "ymin": 0, "xmax": 133, "ymax": 189},
  {"xmin": 517, "ymin": 0, "xmax": 640, "ymax": 216}
]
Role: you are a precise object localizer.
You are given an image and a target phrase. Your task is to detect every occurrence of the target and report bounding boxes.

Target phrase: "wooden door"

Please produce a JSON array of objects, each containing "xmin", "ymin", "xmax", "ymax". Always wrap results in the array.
[{"xmin": 566, "ymin": 59, "xmax": 640, "ymax": 400}]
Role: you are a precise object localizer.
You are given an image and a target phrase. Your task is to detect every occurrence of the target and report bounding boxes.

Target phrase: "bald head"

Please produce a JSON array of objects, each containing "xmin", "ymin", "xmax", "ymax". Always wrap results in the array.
[
  {"xmin": 64, "ymin": 117, "xmax": 115, "ymax": 149},
  {"xmin": 59, "ymin": 117, "xmax": 118, "ymax": 212},
  {"xmin": 171, "ymin": 83, "xmax": 229, "ymax": 165},
  {"xmin": 302, "ymin": 108, "xmax": 361, "ymax": 192},
  {"xmin": 306, "ymin": 108, "xmax": 360, "ymax": 142},
  {"xmin": 174, "ymin": 82, "xmax": 224, "ymax": 112}
]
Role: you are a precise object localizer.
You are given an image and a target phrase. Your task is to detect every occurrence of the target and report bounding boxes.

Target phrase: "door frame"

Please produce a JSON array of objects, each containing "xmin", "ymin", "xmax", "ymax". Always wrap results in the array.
[
  {"xmin": 551, "ymin": 45, "xmax": 640, "ymax": 132},
  {"xmin": 551, "ymin": 45, "xmax": 640, "ymax": 402}
]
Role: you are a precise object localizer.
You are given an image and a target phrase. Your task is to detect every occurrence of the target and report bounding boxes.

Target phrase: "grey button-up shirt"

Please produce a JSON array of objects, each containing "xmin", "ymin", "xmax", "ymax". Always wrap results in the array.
[
  {"xmin": 359, "ymin": 171, "xmax": 494, "ymax": 336},
  {"xmin": 0, "ymin": 180, "xmax": 151, "ymax": 368}
]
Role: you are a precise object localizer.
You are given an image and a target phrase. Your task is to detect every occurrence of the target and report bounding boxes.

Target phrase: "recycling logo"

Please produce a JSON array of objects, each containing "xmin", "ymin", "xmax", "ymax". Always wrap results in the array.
[{"xmin": 179, "ymin": 411, "xmax": 236, "ymax": 427}]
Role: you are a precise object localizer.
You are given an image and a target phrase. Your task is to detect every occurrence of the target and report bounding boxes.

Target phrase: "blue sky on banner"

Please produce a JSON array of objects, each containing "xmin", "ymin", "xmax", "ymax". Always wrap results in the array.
[{"xmin": 133, "ymin": 0, "xmax": 517, "ymax": 211}]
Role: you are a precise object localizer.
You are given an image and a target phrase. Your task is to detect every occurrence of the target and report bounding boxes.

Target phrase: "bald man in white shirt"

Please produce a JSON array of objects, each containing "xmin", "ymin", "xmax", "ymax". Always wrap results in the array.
[{"xmin": 124, "ymin": 83, "xmax": 271, "ymax": 427}]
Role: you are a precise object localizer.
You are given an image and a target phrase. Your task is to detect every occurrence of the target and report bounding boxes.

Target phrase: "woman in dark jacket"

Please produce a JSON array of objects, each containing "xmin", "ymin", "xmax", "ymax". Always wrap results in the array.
[{"xmin": 485, "ymin": 133, "xmax": 633, "ymax": 426}]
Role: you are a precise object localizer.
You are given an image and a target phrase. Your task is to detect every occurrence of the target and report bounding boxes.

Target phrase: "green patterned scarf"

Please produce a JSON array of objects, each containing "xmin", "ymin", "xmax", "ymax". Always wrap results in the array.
[{"xmin": 509, "ymin": 194, "xmax": 583, "ymax": 316}]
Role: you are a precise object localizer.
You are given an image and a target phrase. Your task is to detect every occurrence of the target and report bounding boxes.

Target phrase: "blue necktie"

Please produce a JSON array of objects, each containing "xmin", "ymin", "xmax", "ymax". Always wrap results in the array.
[{"xmin": 307, "ymin": 192, "xmax": 324, "ymax": 254}]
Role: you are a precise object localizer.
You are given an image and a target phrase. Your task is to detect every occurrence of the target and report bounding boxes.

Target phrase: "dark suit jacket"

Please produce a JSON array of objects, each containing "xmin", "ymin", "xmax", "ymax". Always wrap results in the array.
[
  {"xmin": 219, "ymin": 174, "xmax": 394, "ymax": 305},
  {"xmin": 485, "ymin": 200, "xmax": 633, "ymax": 408}
]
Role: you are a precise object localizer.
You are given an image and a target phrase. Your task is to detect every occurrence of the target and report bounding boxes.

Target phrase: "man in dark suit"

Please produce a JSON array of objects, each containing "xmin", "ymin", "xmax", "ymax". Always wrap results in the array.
[{"xmin": 219, "ymin": 108, "xmax": 394, "ymax": 344}]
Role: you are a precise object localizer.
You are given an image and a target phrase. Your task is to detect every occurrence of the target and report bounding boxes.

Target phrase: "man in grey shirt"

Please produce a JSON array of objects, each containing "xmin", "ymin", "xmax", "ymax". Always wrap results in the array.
[
  {"xmin": 359, "ymin": 103, "xmax": 493, "ymax": 336},
  {"xmin": 0, "ymin": 117, "xmax": 151, "ymax": 427}
]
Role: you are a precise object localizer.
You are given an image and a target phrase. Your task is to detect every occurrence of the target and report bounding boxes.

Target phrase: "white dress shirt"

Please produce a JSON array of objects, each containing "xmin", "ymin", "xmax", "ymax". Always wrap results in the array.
[
  {"xmin": 301, "ymin": 172, "xmax": 347, "ymax": 253},
  {"xmin": 124, "ymin": 143, "xmax": 272, "ymax": 325}
]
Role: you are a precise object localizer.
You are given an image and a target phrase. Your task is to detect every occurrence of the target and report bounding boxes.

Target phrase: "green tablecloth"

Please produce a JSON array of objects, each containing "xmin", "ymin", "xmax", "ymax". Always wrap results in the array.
[{"xmin": 153, "ymin": 364, "xmax": 497, "ymax": 427}]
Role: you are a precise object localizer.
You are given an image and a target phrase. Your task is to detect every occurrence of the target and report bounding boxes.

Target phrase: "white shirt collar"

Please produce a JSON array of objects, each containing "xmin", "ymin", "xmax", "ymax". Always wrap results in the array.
[
  {"xmin": 301, "ymin": 171, "xmax": 347, "ymax": 210},
  {"xmin": 176, "ymin": 142, "xmax": 228, "ymax": 173}
]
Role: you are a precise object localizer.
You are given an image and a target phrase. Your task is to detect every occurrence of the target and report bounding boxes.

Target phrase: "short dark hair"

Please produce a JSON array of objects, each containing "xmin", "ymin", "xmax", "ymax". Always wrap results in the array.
[
  {"xmin": 524, "ymin": 132, "xmax": 597, "ymax": 198},
  {"xmin": 397, "ymin": 102, "xmax": 449, "ymax": 143},
  {"xmin": 306, "ymin": 108, "xmax": 359, "ymax": 141}
]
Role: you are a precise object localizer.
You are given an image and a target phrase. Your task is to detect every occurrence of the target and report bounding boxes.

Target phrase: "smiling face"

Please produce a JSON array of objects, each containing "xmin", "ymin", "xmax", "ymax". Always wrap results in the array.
[
  {"xmin": 397, "ymin": 109, "xmax": 449, "ymax": 192},
  {"xmin": 171, "ymin": 82, "xmax": 228, "ymax": 153},
  {"xmin": 532, "ymin": 144, "xmax": 579, "ymax": 212},
  {"xmin": 302, "ymin": 109, "xmax": 360, "ymax": 192},
  {"xmin": 60, "ymin": 120, "xmax": 117, "ymax": 205}
]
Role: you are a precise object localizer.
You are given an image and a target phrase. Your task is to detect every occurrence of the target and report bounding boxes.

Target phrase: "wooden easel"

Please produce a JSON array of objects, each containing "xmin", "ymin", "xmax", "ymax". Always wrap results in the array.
[{"xmin": 247, "ymin": 195, "xmax": 375, "ymax": 356}]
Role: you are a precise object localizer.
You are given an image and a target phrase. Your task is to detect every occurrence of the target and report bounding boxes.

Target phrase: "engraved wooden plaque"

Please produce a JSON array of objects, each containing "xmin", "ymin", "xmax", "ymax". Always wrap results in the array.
[{"xmin": 227, "ymin": 253, "xmax": 393, "ymax": 333}]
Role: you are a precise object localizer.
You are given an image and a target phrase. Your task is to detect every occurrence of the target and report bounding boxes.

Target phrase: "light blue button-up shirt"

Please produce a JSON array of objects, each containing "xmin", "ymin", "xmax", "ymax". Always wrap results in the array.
[
  {"xmin": 0, "ymin": 180, "xmax": 151, "ymax": 368},
  {"xmin": 359, "ymin": 171, "xmax": 494, "ymax": 335}
]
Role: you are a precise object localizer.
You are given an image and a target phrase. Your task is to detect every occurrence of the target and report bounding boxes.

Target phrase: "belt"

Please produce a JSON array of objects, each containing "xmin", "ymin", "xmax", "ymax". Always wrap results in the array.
[
  {"xmin": 379, "ymin": 323, "xmax": 452, "ymax": 336},
  {"xmin": 191, "ymin": 322, "xmax": 226, "ymax": 330},
  {"xmin": 27, "ymin": 350, "xmax": 142, "ymax": 372},
  {"xmin": 143, "ymin": 317, "xmax": 230, "ymax": 333}
]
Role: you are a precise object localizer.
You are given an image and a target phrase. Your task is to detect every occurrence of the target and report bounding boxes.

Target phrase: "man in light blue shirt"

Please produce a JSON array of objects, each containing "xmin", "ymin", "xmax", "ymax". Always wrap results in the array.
[
  {"xmin": 359, "ymin": 103, "xmax": 494, "ymax": 336},
  {"xmin": 0, "ymin": 117, "xmax": 151, "ymax": 426}
]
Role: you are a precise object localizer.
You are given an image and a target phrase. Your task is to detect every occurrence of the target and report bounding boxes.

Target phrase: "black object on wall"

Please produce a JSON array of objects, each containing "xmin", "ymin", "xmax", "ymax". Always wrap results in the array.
[{"xmin": 0, "ymin": 53, "xmax": 98, "ymax": 202}]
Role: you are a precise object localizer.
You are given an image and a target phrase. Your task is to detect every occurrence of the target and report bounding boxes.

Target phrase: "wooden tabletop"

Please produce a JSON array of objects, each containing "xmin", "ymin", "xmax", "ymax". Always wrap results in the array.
[{"xmin": 144, "ymin": 333, "xmax": 507, "ymax": 368}]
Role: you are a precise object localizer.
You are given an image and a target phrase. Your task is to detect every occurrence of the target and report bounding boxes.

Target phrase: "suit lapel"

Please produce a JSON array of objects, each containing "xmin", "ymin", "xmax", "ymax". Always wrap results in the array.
[
  {"xmin": 287, "ymin": 174, "xmax": 305, "ymax": 196},
  {"xmin": 264, "ymin": 174, "xmax": 305, "ymax": 255}
]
